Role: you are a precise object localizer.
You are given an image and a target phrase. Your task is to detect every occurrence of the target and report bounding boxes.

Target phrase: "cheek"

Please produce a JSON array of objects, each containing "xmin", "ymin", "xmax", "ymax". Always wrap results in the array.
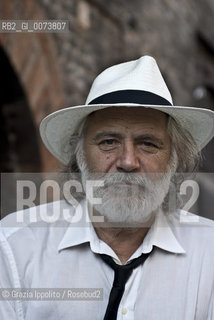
[
  {"xmin": 140, "ymin": 151, "xmax": 171, "ymax": 172},
  {"xmin": 85, "ymin": 146, "xmax": 117, "ymax": 172},
  {"xmin": 157, "ymin": 153, "xmax": 171, "ymax": 171}
]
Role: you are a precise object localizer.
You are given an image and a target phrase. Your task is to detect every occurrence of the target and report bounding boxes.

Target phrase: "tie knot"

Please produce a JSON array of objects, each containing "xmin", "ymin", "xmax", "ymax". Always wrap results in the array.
[{"xmin": 100, "ymin": 252, "xmax": 150, "ymax": 272}]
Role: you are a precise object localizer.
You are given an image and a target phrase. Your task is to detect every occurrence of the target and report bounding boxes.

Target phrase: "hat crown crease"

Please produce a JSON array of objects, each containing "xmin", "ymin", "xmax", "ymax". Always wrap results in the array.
[{"xmin": 86, "ymin": 56, "xmax": 173, "ymax": 106}]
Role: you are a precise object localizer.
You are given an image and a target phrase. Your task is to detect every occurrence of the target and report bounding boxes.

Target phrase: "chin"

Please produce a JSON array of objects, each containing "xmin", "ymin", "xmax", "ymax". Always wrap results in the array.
[{"xmin": 92, "ymin": 198, "xmax": 158, "ymax": 227}]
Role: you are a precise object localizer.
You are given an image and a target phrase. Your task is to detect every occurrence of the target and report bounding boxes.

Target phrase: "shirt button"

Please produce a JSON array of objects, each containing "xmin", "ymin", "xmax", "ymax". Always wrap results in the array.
[{"xmin": 122, "ymin": 307, "xmax": 127, "ymax": 315}]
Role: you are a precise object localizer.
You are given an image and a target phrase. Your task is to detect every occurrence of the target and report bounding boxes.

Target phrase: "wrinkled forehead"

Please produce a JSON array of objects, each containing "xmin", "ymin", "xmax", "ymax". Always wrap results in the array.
[
  {"xmin": 84, "ymin": 107, "xmax": 169, "ymax": 134},
  {"xmin": 88, "ymin": 106, "xmax": 168, "ymax": 120}
]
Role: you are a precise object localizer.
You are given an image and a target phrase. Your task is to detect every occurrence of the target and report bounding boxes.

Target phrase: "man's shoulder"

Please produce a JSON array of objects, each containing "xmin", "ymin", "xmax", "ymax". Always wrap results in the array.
[
  {"xmin": 0, "ymin": 200, "xmax": 75, "ymax": 243},
  {"xmin": 177, "ymin": 210, "xmax": 214, "ymax": 226},
  {"xmin": 169, "ymin": 209, "xmax": 214, "ymax": 227},
  {"xmin": 169, "ymin": 210, "xmax": 214, "ymax": 252},
  {"xmin": 0, "ymin": 200, "xmax": 83, "ymax": 289}
]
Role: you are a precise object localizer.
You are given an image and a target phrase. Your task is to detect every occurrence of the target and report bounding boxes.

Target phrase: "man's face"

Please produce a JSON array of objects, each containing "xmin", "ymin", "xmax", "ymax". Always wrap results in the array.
[
  {"xmin": 84, "ymin": 107, "xmax": 171, "ymax": 174},
  {"xmin": 79, "ymin": 107, "xmax": 174, "ymax": 226}
]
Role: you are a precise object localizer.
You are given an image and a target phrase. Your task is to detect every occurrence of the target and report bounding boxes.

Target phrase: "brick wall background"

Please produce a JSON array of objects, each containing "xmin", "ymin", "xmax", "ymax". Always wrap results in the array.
[{"xmin": 0, "ymin": 0, "xmax": 214, "ymax": 217}]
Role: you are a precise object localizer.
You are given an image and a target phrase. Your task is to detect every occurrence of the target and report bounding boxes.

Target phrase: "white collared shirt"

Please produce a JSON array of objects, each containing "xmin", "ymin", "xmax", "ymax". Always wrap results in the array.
[{"xmin": 0, "ymin": 199, "xmax": 214, "ymax": 320}]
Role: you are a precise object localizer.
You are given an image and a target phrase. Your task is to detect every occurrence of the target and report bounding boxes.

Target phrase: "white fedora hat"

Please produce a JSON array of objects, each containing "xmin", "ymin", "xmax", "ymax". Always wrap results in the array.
[{"xmin": 40, "ymin": 55, "xmax": 214, "ymax": 165}]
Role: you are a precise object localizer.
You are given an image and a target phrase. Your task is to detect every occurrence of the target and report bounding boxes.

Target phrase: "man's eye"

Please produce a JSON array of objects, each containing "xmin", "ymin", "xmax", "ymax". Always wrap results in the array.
[
  {"xmin": 139, "ymin": 141, "xmax": 159, "ymax": 153},
  {"xmin": 104, "ymin": 139, "xmax": 115, "ymax": 145},
  {"xmin": 98, "ymin": 139, "xmax": 119, "ymax": 151},
  {"xmin": 143, "ymin": 141, "xmax": 157, "ymax": 147}
]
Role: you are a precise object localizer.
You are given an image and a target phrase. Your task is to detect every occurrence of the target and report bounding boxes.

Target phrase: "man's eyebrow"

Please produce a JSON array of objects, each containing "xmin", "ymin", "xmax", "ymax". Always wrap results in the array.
[
  {"xmin": 92, "ymin": 132, "xmax": 164, "ymax": 145},
  {"xmin": 93, "ymin": 131, "xmax": 124, "ymax": 141}
]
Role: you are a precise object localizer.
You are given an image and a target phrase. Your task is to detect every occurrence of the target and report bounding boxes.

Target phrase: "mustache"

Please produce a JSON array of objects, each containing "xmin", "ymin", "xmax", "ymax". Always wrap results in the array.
[{"xmin": 83, "ymin": 172, "xmax": 165, "ymax": 187}]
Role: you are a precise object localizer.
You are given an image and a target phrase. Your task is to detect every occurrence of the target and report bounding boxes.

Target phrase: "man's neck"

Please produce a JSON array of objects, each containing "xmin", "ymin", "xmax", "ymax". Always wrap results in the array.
[{"xmin": 93, "ymin": 219, "xmax": 154, "ymax": 264}]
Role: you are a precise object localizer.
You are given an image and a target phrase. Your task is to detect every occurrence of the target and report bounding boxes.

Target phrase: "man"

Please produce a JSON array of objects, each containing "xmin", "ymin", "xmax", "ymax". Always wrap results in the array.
[{"xmin": 1, "ymin": 56, "xmax": 214, "ymax": 319}]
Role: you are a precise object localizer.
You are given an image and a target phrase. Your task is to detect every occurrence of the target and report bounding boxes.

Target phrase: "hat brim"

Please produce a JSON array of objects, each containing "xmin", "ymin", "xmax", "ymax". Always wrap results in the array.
[{"xmin": 40, "ymin": 103, "xmax": 214, "ymax": 165}]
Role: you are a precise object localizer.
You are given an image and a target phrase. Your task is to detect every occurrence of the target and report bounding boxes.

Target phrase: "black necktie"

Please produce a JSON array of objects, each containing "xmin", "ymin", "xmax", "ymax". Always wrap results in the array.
[{"xmin": 100, "ymin": 252, "xmax": 150, "ymax": 320}]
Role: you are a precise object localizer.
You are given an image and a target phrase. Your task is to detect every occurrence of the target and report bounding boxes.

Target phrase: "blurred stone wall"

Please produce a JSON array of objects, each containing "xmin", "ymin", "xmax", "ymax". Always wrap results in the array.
[
  {"xmin": 1, "ymin": 0, "xmax": 214, "ymax": 171},
  {"xmin": 0, "ymin": 0, "xmax": 214, "ymax": 217}
]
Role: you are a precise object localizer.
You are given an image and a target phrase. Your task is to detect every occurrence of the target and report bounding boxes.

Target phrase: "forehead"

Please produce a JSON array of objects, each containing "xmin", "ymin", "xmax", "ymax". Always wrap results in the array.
[{"xmin": 85, "ymin": 107, "xmax": 168, "ymax": 135}]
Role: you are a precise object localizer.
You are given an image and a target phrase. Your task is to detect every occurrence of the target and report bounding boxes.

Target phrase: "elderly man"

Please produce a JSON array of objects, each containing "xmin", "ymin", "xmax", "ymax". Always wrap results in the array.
[{"xmin": 1, "ymin": 56, "xmax": 214, "ymax": 320}]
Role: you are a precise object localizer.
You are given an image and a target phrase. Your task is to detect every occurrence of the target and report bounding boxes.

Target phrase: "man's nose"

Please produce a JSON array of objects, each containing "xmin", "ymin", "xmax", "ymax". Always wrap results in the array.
[{"xmin": 116, "ymin": 142, "xmax": 140, "ymax": 172}]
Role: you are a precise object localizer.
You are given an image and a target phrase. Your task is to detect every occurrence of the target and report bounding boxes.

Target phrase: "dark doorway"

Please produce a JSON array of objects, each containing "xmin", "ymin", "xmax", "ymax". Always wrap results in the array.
[
  {"xmin": 0, "ymin": 46, "xmax": 41, "ymax": 172},
  {"xmin": 0, "ymin": 46, "xmax": 42, "ymax": 218}
]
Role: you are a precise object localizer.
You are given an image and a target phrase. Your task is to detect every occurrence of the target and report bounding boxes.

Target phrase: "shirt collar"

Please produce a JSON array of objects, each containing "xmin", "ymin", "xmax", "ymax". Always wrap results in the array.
[
  {"xmin": 58, "ymin": 200, "xmax": 93, "ymax": 250},
  {"xmin": 58, "ymin": 200, "xmax": 185, "ymax": 256},
  {"xmin": 139, "ymin": 208, "xmax": 186, "ymax": 255}
]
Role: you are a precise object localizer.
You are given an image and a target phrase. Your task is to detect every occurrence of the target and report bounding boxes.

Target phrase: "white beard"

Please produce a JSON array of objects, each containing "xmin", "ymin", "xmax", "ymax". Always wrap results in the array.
[
  {"xmin": 81, "ymin": 170, "xmax": 173, "ymax": 226},
  {"xmin": 76, "ymin": 143, "xmax": 177, "ymax": 227}
]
